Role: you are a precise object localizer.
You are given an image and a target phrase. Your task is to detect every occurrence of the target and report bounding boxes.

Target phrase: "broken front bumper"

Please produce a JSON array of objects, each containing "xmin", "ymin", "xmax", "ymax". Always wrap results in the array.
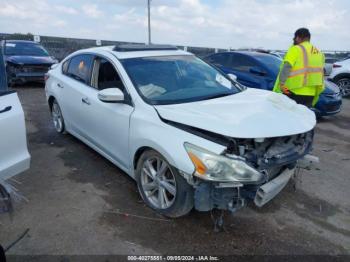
[
  {"xmin": 8, "ymin": 72, "xmax": 46, "ymax": 84},
  {"xmin": 194, "ymin": 168, "xmax": 295, "ymax": 212},
  {"xmin": 7, "ymin": 64, "xmax": 50, "ymax": 84},
  {"xmin": 193, "ymin": 154, "xmax": 318, "ymax": 212},
  {"xmin": 254, "ymin": 168, "xmax": 294, "ymax": 207}
]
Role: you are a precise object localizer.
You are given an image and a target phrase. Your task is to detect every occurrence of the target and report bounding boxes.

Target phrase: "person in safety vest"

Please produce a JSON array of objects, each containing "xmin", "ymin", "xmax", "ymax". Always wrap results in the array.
[{"xmin": 273, "ymin": 28, "xmax": 325, "ymax": 107}]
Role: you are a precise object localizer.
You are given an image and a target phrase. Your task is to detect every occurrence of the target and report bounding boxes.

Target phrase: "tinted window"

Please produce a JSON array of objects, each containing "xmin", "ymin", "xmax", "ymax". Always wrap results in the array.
[
  {"xmin": 97, "ymin": 59, "xmax": 124, "ymax": 91},
  {"xmin": 5, "ymin": 42, "xmax": 49, "ymax": 56},
  {"xmin": 254, "ymin": 54, "xmax": 282, "ymax": 76},
  {"xmin": 206, "ymin": 53, "xmax": 231, "ymax": 67},
  {"xmin": 231, "ymin": 54, "xmax": 257, "ymax": 72},
  {"xmin": 325, "ymin": 58, "xmax": 338, "ymax": 64},
  {"xmin": 66, "ymin": 54, "xmax": 94, "ymax": 85},
  {"xmin": 121, "ymin": 55, "xmax": 240, "ymax": 105}
]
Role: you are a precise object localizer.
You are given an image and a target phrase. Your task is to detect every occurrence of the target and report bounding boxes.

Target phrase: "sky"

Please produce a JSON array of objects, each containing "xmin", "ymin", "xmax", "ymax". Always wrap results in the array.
[{"xmin": 0, "ymin": 0, "xmax": 349, "ymax": 50}]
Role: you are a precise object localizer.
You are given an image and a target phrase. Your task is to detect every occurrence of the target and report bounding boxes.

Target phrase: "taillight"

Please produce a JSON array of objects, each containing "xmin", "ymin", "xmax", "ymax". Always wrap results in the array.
[
  {"xmin": 333, "ymin": 64, "xmax": 342, "ymax": 68},
  {"xmin": 44, "ymin": 73, "xmax": 50, "ymax": 82}
]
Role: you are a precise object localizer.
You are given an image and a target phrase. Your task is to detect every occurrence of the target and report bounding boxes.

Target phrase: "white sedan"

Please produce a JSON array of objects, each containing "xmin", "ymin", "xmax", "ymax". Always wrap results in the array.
[{"xmin": 45, "ymin": 44, "xmax": 316, "ymax": 217}]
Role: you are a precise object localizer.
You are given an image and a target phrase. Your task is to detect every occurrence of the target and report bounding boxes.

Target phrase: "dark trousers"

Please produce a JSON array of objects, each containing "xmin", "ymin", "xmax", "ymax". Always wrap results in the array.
[
  {"xmin": 287, "ymin": 92, "xmax": 314, "ymax": 108},
  {"xmin": 0, "ymin": 245, "xmax": 6, "ymax": 262}
]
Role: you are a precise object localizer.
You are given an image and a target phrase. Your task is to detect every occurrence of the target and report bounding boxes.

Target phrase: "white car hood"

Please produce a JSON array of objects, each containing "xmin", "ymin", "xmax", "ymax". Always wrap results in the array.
[{"xmin": 155, "ymin": 88, "xmax": 316, "ymax": 138}]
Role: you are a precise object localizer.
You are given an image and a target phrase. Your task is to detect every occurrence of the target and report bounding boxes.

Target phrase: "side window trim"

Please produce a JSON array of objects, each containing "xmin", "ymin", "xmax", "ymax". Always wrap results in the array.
[
  {"xmin": 61, "ymin": 59, "xmax": 70, "ymax": 75},
  {"xmin": 94, "ymin": 53, "xmax": 134, "ymax": 106}
]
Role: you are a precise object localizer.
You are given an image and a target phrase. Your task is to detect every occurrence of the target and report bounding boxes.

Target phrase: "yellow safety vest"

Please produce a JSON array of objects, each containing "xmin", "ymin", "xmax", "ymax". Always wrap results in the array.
[{"xmin": 273, "ymin": 41, "xmax": 325, "ymax": 106}]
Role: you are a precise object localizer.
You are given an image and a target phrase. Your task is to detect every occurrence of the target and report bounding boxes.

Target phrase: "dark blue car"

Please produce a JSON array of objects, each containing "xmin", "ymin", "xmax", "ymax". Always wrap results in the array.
[
  {"xmin": 204, "ymin": 51, "xmax": 342, "ymax": 116},
  {"xmin": 2, "ymin": 40, "xmax": 57, "ymax": 86}
]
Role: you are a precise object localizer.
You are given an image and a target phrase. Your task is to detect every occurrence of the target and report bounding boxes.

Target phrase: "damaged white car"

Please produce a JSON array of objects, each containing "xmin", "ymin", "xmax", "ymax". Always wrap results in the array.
[{"xmin": 45, "ymin": 44, "xmax": 316, "ymax": 218}]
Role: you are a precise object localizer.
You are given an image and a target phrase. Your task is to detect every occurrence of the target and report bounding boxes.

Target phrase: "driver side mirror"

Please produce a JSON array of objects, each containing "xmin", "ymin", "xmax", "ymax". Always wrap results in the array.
[
  {"xmin": 249, "ymin": 66, "xmax": 266, "ymax": 76},
  {"xmin": 98, "ymin": 88, "xmax": 124, "ymax": 103},
  {"xmin": 227, "ymin": 73, "xmax": 237, "ymax": 81}
]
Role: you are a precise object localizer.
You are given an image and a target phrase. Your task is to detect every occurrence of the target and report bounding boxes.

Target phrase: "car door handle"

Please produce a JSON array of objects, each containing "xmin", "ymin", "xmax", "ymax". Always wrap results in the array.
[
  {"xmin": 57, "ymin": 83, "xmax": 64, "ymax": 88},
  {"xmin": 0, "ymin": 106, "xmax": 12, "ymax": 114},
  {"xmin": 81, "ymin": 98, "xmax": 90, "ymax": 105}
]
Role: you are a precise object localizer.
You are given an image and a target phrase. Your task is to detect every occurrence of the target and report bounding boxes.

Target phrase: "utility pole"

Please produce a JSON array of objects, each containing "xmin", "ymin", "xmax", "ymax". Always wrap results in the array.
[{"xmin": 147, "ymin": 0, "xmax": 151, "ymax": 44}]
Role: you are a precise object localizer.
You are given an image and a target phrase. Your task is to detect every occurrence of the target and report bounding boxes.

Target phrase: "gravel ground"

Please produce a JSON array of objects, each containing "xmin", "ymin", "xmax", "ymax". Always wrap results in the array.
[{"xmin": 1, "ymin": 86, "xmax": 349, "ymax": 257}]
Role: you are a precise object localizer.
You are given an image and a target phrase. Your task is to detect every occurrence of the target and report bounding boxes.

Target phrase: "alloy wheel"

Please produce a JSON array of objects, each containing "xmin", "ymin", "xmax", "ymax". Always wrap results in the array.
[
  {"xmin": 52, "ymin": 102, "xmax": 63, "ymax": 132},
  {"xmin": 140, "ymin": 157, "xmax": 177, "ymax": 209},
  {"xmin": 337, "ymin": 78, "xmax": 350, "ymax": 96}
]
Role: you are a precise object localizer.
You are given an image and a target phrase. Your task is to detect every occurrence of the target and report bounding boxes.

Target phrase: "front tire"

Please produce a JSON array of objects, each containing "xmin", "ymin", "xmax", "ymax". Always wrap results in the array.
[
  {"xmin": 335, "ymin": 77, "xmax": 350, "ymax": 97},
  {"xmin": 51, "ymin": 99, "xmax": 65, "ymax": 133},
  {"xmin": 136, "ymin": 150, "xmax": 194, "ymax": 218}
]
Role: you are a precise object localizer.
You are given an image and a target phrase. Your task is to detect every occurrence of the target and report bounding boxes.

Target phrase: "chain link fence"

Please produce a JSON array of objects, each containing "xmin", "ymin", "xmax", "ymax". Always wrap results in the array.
[
  {"xmin": 0, "ymin": 33, "xmax": 228, "ymax": 61},
  {"xmin": 1, "ymin": 32, "xmax": 349, "ymax": 62}
]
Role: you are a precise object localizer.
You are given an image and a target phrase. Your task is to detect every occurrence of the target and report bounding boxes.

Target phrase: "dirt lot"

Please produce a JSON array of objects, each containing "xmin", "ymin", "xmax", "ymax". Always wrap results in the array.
[{"xmin": 1, "ymin": 86, "xmax": 350, "ymax": 256}]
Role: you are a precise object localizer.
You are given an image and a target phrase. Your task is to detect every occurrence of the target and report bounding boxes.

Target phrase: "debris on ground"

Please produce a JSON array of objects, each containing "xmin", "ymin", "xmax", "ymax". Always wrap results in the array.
[
  {"xmin": 3, "ymin": 228, "xmax": 30, "ymax": 252},
  {"xmin": 105, "ymin": 209, "xmax": 172, "ymax": 222},
  {"xmin": 0, "ymin": 180, "xmax": 28, "ymax": 215}
]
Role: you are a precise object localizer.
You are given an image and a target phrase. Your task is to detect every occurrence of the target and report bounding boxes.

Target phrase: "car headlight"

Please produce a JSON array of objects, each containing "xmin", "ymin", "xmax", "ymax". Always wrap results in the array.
[{"xmin": 184, "ymin": 143, "xmax": 263, "ymax": 183}]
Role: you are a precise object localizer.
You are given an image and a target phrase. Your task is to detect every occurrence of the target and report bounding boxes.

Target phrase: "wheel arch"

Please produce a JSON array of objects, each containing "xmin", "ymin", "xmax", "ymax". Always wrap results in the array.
[
  {"xmin": 333, "ymin": 73, "xmax": 350, "ymax": 82},
  {"xmin": 48, "ymin": 95, "xmax": 55, "ymax": 111},
  {"xmin": 133, "ymin": 146, "xmax": 153, "ymax": 171}
]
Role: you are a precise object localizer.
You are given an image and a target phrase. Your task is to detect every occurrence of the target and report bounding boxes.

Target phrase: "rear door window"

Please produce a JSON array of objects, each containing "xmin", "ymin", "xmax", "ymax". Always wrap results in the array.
[
  {"xmin": 66, "ymin": 54, "xmax": 94, "ymax": 85},
  {"xmin": 230, "ymin": 54, "xmax": 257, "ymax": 72}
]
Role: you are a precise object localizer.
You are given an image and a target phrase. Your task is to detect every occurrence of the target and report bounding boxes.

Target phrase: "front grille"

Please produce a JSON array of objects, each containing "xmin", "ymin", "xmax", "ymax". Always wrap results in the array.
[
  {"xmin": 324, "ymin": 103, "xmax": 341, "ymax": 112},
  {"xmin": 22, "ymin": 65, "xmax": 50, "ymax": 73}
]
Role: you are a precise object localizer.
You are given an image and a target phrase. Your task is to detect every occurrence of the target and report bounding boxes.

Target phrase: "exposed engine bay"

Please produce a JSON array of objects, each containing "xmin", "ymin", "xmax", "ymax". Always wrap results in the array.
[
  {"xmin": 164, "ymin": 118, "xmax": 314, "ymax": 180},
  {"xmin": 165, "ymin": 119, "xmax": 314, "ymax": 213},
  {"xmin": 223, "ymin": 130, "xmax": 314, "ymax": 181}
]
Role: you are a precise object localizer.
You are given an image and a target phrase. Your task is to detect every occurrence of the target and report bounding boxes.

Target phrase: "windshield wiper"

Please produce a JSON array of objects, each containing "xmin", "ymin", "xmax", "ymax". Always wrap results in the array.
[{"xmin": 202, "ymin": 93, "xmax": 232, "ymax": 100}]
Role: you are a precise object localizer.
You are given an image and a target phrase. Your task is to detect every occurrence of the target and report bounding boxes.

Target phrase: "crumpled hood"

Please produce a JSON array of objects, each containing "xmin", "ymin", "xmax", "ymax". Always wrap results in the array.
[
  {"xmin": 5, "ymin": 55, "xmax": 56, "ymax": 65},
  {"xmin": 155, "ymin": 88, "xmax": 316, "ymax": 139}
]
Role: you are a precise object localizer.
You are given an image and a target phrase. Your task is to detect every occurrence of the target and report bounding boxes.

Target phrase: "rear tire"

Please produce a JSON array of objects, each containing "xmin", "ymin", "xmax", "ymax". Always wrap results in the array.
[
  {"xmin": 51, "ymin": 99, "xmax": 65, "ymax": 133},
  {"xmin": 136, "ymin": 150, "xmax": 194, "ymax": 218}
]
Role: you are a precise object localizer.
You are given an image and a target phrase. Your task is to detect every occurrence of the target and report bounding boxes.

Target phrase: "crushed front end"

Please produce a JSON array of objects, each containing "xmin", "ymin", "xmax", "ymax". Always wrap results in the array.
[
  {"xmin": 184, "ymin": 130, "xmax": 314, "ymax": 213},
  {"xmin": 6, "ymin": 62, "xmax": 52, "ymax": 85}
]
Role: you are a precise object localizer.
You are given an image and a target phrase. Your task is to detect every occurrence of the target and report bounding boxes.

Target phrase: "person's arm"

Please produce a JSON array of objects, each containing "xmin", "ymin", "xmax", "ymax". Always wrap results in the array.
[
  {"xmin": 278, "ymin": 46, "xmax": 298, "ymax": 94},
  {"xmin": 279, "ymin": 62, "xmax": 292, "ymax": 86}
]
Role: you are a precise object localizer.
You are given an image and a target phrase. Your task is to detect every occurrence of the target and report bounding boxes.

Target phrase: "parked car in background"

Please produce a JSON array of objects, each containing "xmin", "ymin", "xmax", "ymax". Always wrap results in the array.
[
  {"xmin": 46, "ymin": 44, "xmax": 317, "ymax": 218},
  {"xmin": 324, "ymin": 57, "xmax": 338, "ymax": 76},
  {"xmin": 329, "ymin": 57, "xmax": 350, "ymax": 96},
  {"xmin": 2, "ymin": 40, "xmax": 57, "ymax": 86},
  {"xmin": 204, "ymin": 51, "xmax": 342, "ymax": 117}
]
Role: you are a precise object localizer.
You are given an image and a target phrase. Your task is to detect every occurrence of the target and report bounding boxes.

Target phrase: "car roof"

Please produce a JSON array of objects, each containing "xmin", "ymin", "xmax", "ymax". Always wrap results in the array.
[
  {"xmin": 210, "ymin": 50, "xmax": 277, "ymax": 58},
  {"xmin": 76, "ymin": 45, "xmax": 192, "ymax": 59},
  {"xmin": 5, "ymin": 40, "xmax": 39, "ymax": 44}
]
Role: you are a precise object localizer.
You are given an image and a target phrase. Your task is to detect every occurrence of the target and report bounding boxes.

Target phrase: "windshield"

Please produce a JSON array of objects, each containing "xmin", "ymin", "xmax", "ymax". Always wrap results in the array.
[
  {"xmin": 121, "ymin": 55, "xmax": 241, "ymax": 105},
  {"xmin": 254, "ymin": 55, "xmax": 282, "ymax": 77},
  {"xmin": 5, "ymin": 42, "xmax": 49, "ymax": 56}
]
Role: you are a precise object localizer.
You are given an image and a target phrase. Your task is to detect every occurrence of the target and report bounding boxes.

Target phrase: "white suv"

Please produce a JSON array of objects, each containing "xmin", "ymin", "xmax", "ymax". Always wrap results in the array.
[
  {"xmin": 329, "ymin": 57, "xmax": 350, "ymax": 96},
  {"xmin": 45, "ymin": 44, "xmax": 316, "ymax": 217}
]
